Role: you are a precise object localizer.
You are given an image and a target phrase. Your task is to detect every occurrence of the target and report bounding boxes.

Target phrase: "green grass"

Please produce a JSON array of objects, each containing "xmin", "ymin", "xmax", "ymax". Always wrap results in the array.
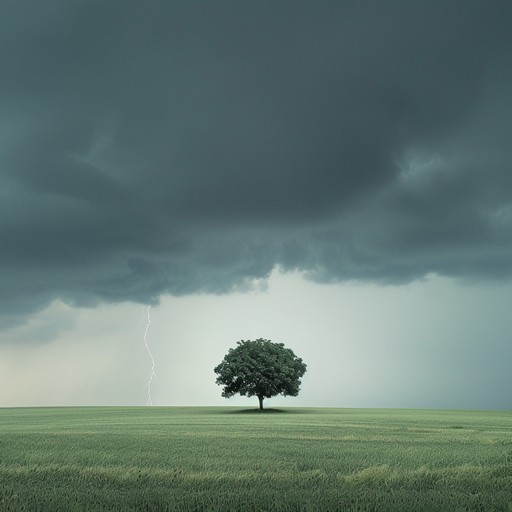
[{"xmin": 0, "ymin": 407, "xmax": 511, "ymax": 511}]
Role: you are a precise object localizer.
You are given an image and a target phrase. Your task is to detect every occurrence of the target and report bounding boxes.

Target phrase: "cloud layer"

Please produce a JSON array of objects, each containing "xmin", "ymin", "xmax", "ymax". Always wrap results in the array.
[{"xmin": 2, "ymin": 1, "xmax": 512, "ymax": 326}]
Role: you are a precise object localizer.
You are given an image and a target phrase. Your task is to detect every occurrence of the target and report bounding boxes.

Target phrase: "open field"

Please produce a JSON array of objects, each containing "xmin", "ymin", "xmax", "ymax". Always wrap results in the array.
[{"xmin": 0, "ymin": 407, "xmax": 511, "ymax": 511}]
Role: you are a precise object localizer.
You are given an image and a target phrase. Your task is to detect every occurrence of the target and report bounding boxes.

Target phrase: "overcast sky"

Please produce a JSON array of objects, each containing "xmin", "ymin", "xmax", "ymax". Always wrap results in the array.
[{"xmin": 1, "ymin": 1, "xmax": 512, "ymax": 409}]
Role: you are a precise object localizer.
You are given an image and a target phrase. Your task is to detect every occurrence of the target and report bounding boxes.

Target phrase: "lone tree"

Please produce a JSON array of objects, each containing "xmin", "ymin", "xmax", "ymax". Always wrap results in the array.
[{"xmin": 214, "ymin": 338, "xmax": 307, "ymax": 410}]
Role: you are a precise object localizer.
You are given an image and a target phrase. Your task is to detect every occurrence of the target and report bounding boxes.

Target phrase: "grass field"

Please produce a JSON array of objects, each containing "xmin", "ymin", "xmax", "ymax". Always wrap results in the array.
[{"xmin": 0, "ymin": 407, "xmax": 511, "ymax": 511}]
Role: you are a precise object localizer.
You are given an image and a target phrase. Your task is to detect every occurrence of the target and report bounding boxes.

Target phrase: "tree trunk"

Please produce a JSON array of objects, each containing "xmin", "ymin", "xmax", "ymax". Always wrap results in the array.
[{"xmin": 258, "ymin": 395, "xmax": 264, "ymax": 411}]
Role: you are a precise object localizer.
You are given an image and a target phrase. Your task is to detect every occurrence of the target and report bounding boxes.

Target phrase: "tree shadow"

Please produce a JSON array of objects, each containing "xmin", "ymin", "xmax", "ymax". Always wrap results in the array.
[{"xmin": 219, "ymin": 407, "xmax": 307, "ymax": 415}]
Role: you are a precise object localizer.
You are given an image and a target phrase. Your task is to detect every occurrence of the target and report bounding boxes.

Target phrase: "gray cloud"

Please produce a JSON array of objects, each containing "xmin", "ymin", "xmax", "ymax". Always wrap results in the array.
[{"xmin": 2, "ymin": 1, "xmax": 512, "ymax": 327}]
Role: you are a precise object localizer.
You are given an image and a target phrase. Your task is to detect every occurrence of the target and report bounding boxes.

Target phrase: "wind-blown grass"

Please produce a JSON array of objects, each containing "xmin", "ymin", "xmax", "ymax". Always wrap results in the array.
[{"xmin": 0, "ymin": 407, "xmax": 511, "ymax": 511}]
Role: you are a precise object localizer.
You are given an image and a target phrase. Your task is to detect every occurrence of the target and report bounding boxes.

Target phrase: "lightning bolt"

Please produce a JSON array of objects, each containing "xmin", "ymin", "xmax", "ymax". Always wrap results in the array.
[{"xmin": 143, "ymin": 305, "xmax": 156, "ymax": 406}]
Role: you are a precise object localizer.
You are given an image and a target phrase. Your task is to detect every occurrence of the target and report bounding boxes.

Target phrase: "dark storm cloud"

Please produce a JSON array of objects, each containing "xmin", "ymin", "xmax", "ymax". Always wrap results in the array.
[{"xmin": 2, "ymin": 1, "xmax": 512, "ymax": 327}]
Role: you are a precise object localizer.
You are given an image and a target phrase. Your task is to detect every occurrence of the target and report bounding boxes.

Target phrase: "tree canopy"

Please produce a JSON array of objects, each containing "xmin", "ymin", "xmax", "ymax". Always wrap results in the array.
[{"xmin": 214, "ymin": 338, "xmax": 307, "ymax": 410}]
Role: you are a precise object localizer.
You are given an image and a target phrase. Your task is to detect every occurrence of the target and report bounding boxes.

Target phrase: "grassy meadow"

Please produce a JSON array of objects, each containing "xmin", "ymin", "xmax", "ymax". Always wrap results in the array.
[{"xmin": 0, "ymin": 407, "xmax": 511, "ymax": 511}]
